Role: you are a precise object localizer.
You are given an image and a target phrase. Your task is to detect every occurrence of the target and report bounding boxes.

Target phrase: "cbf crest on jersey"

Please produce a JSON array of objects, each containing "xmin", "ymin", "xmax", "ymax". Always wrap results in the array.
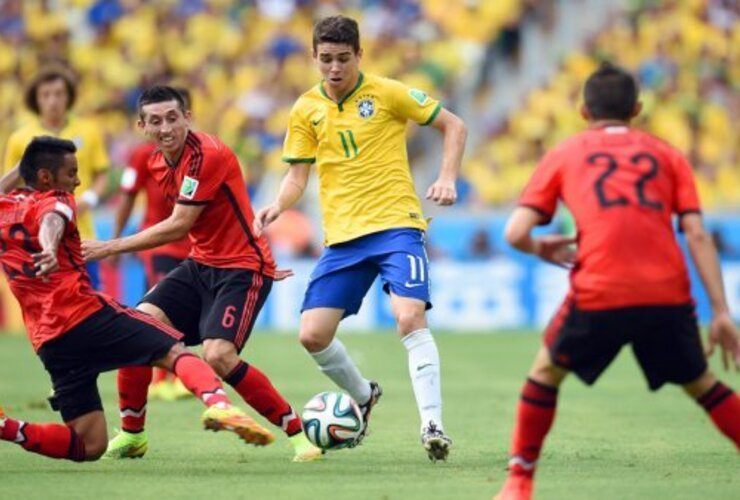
[{"xmin": 357, "ymin": 95, "xmax": 375, "ymax": 119}]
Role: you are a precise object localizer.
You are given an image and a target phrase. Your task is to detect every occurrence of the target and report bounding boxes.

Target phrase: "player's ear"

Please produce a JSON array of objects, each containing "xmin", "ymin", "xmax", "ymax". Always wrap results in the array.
[
  {"xmin": 631, "ymin": 101, "xmax": 643, "ymax": 119},
  {"xmin": 580, "ymin": 103, "xmax": 591, "ymax": 121},
  {"xmin": 36, "ymin": 168, "xmax": 52, "ymax": 186},
  {"xmin": 356, "ymin": 48, "xmax": 363, "ymax": 60},
  {"xmin": 184, "ymin": 110, "xmax": 192, "ymax": 122},
  {"xmin": 137, "ymin": 118, "xmax": 145, "ymax": 130}
]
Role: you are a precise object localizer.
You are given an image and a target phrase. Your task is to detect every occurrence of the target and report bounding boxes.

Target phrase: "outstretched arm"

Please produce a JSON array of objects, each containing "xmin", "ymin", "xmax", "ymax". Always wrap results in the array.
[
  {"xmin": 0, "ymin": 165, "xmax": 22, "ymax": 194},
  {"xmin": 504, "ymin": 206, "xmax": 576, "ymax": 268},
  {"xmin": 34, "ymin": 212, "xmax": 66, "ymax": 277},
  {"xmin": 82, "ymin": 203, "xmax": 202, "ymax": 262},
  {"xmin": 427, "ymin": 108, "xmax": 467, "ymax": 206},
  {"xmin": 682, "ymin": 213, "xmax": 740, "ymax": 370},
  {"xmin": 114, "ymin": 192, "xmax": 138, "ymax": 239},
  {"xmin": 253, "ymin": 163, "xmax": 311, "ymax": 237}
]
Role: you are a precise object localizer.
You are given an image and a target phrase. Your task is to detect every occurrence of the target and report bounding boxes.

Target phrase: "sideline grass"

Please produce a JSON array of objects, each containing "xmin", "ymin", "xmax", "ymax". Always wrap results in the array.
[{"xmin": 0, "ymin": 332, "xmax": 737, "ymax": 499}]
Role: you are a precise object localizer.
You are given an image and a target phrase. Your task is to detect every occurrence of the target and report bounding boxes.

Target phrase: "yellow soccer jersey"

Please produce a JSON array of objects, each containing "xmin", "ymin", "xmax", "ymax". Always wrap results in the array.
[
  {"xmin": 283, "ymin": 73, "xmax": 441, "ymax": 246},
  {"xmin": 3, "ymin": 117, "xmax": 109, "ymax": 239}
]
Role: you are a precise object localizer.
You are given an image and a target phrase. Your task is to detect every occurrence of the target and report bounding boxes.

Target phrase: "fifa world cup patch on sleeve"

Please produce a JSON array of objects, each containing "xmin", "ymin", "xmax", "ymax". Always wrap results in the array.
[
  {"xmin": 180, "ymin": 176, "xmax": 200, "ymax": 199},
  {"xmin": 408, "ymin": 89, "xmax": 428, "ymax": 105}
]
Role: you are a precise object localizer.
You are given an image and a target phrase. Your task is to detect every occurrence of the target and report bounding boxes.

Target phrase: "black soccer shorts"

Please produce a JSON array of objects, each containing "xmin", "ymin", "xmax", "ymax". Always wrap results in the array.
[
  {"xmin": 37, "ymin": 301, "xmax": 183, "ymax": 421},
  {"xmin": 544, "ymin": 298, "xmax": 707, "ymax": 391},
  {"xmin": 140, "ymin": 259, "xmax": 272, "ymax": 352}
]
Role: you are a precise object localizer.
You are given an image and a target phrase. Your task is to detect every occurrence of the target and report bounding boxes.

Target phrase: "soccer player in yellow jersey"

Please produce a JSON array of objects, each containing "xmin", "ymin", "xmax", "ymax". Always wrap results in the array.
[
  {"xmin": 2, "ymin": 66, "xmax": 109, "ymax": 288},
  {"xmin": 255, "ymin": 15, "xmax": 467, "ymax": 461}
]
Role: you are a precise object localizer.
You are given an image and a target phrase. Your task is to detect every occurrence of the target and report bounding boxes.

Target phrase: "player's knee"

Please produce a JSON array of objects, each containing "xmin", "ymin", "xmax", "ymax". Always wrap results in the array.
[
  {"xmin": 682, "ymin": 370, "xmax": 716, "ymax": 399},
  {"xmin": 299, "ymin": 328, "xmax": 331, "ymax": 353},
  {"xmin": 83, "ymin": 437, "xmax": 108, "ymax": 461},
  {"xmin": 155, "ymin": 343, "xmax": 188, "ymax": 370},
  {"xmin": 202, "ymin": 341, "xmax": 239, "ymax": 377},
  {"xmin": 395, "ymin": 308, "xmax": 426, "ymax": 335}
]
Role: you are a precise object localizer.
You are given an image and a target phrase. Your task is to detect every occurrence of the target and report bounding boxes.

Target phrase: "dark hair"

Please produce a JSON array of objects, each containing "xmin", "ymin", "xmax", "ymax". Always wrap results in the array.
[
  {"xmin": 137, "ymin": 85, "xmax": 187, "ymax": 119},
  {"xmin": 172, "ymin": 86, "xmax": 192, "ymax": 110},
  {"xmin": 24, "ymin": 65, "xmax": 77, "ymax": 115},
  {"xmin": 312, "ymin": 15, "xmax": 360, "ymax": 54},
  {"xmin": 19, "ymin": 136, "xmax": 77, "ymax": 186},
  {"xmin": 583, "ymin": 62, "xmax": 638, "ymax": 121}
]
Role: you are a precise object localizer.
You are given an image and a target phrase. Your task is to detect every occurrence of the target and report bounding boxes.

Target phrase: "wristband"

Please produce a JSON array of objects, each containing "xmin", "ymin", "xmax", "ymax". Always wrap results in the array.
[{"xmin": 81, "ymin": 190, "xmax": 100, "ymax": 208}]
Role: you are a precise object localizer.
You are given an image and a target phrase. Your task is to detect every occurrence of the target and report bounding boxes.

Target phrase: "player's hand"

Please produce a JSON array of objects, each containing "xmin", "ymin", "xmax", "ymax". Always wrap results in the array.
[
  {"xmin": 533, "ymin": 235, "xmax": 577, "ymax": 268},
  {"xmin": 32, "ymin": 249, "xmax": 59, "ymax": 279},
  {"xmin": 426, "ymin": 178, "xmax": 457, "ymax": 206},
  {"xmin": 274, "ymin": 268, "xmax": 294, "ymax": 281},
  {"xmin": 253, "ymin": 204, "xmax": 282, "ymax": 237},
  {"xmin": 81, "ymin": 240, "xmax": 112, "ymax": 262},
  {"xmin": 706, "ymin": 312, "xmax": 740, "ymax": 372}
]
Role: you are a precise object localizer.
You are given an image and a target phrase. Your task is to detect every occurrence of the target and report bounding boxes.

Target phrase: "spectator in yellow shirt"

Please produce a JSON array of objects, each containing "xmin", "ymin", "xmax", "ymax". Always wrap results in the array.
[{"xmin": 2, "ymin": 65, "xmax": 109, "ymax": 289}]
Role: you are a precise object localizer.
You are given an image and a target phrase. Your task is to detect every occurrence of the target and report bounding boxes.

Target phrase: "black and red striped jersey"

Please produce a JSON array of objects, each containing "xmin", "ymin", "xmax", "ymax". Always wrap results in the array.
[
  {"xmin": 0, "ymin": 189, "xmax": 104, "ymax": 350},
  {"xmin": 147, "ymin": 131, "xmax": 276, "ymax": 275}
]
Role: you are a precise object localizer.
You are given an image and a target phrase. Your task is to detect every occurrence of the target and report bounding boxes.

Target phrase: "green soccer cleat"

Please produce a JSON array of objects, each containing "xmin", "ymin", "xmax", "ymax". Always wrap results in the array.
[
  {"xmin": 103, "ymin": 429, "xmax": 148, "ymax": 459},
  {"xmin": 289, "ymin": 432, "xmax": 324, "ymax": 463}
]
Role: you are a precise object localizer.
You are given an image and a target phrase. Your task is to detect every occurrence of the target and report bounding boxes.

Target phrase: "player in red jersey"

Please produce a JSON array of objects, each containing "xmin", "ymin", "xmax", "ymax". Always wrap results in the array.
[
  {"xmin": 82, "ymin": 86, "xmax": 322, "ymax": 462},
  {"xmin": 115, "ymin": 88, "xmax": 193, "ymax": 400},
  {"xmin": 494, "ymin": 63, "xmax": 740, "ymax": 500},
  {"xmin": 0, "ymin": 137, "xmax": 274, "ymax": 463}
]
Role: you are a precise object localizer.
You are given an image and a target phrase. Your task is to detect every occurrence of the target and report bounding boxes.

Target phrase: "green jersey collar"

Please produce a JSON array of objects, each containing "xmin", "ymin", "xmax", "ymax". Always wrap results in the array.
[{"xmin": 319, "ymin": 72, "xmax": 364, "ymax": 111}]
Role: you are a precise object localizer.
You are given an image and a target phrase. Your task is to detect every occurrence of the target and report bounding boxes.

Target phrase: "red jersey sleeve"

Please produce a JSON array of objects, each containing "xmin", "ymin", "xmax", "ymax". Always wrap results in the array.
[
  {"xmin": 518, "ymin": 148, "xmax": 562, "ymax": 224},
  {"xmin": 177, "ymin": 147, "xmax": 227, "ymax": 205},
  {"xmin": 670, "ymin": 152, "xmax": 701, "ymax": 215},
  {"xmin": 34, "ymin": 191, "xmax": 77, "ymax": 229}
]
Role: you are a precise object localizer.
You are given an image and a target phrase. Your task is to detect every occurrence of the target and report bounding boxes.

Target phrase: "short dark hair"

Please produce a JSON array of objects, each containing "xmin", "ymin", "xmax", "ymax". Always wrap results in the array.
[
  {"xmin": 172, "ymin": 86, "xmax": 192, "ymax": 110},
  {"xmin": 312, "ymin": 15, "xmax": 360, "ymax": 54},
  {"xmin": 19, "ymin": 136, "xmax": 77, "ymax": 186},
  {"xmin": 137, "ymin": 85, "xmax": 187, "ymax": 119},
  {"xmin": 583, "ymin": 62, "xmax": 638, "ymax": 121},
  {"xmin": 24, "ymin": 65, "xmax": 77, "ymax": 115}
]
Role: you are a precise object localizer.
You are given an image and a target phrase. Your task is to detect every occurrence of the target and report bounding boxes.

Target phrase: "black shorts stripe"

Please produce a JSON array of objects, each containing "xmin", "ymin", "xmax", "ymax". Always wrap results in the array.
[{"xmin": 220, "ymin": 184, "xmax": 265, "ymax": 274}]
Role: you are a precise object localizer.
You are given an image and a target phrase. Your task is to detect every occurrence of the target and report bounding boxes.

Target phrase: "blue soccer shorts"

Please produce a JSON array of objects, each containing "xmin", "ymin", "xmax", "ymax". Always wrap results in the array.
[{"xmin": 302, "ymin": 228, "xmax": 432, "ymax": 318}]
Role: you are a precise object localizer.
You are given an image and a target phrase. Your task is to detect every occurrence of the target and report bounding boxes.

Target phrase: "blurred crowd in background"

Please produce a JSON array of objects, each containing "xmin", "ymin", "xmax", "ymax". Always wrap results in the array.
[{"xmin": 0, "ymin": 0, "xmax": 738, "ymax": 249}]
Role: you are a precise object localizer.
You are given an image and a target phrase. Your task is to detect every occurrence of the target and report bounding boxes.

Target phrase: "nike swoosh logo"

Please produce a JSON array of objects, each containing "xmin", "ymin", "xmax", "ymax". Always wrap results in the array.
[
  {"xmin": 417, "ymin": 363, "xmax": 433, "ymax": 372},
  {"xmin": 311, "ymin": 117, "xmax": 324, "ymax": 126},
  {"xmin": 404, "ymin": 282, "xmax": 425, "ymax": 288}
]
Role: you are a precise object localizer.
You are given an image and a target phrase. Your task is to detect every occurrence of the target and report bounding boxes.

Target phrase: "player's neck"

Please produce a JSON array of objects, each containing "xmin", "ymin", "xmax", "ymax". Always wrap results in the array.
[
  {"xmin": 40, "ymin": 115, "xmax": 68, "ymax": 133},
  {"xmin": 162, "ymin": 141, "xmax": 187, "ymax": 167},
  {"xmin": 323, "ymin": 72, "xmax": 361, "ymax": 103},
  {"xmin": 589, "ymin": 119, "xmax": 631, "ymax": 129}
]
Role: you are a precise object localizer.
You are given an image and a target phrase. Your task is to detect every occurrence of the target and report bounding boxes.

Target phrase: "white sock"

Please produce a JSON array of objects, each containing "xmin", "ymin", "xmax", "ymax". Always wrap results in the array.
[
  {"xmin": 310, "ymin": 338, "xmax": 372, "ymax": 405},
  {"xmin": 402, "ymin": 328, "xmax": 444, "ymax": 432}
]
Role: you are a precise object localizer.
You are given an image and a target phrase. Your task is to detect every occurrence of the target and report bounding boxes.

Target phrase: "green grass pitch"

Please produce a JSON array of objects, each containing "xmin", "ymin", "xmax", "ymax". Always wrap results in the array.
[{"xmin": 0, "ymin": 332, "xmax": 737, "ymax": 499}]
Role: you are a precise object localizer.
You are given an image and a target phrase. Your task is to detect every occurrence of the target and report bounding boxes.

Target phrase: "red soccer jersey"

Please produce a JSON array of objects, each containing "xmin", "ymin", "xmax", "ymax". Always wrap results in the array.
[
  {"xmin": 0, "ymin": 189, "xmax": 105, "ymax": 350},
  {"xmin": 147, "ymin": 131, "xmax": 276, "ymax": 275},
  {"xmin": 120, "ymin": 142, "xmax": 190, "ymax": 260},
  {"xmin": 520, "ymin": 125, "xmax": 700, "ymax": 310}
]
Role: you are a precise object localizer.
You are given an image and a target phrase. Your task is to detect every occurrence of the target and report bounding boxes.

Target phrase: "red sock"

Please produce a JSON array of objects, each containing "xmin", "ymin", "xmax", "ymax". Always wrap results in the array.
[
  {"xmin": 151, "ymin": 368, "xmax": 169, "ymax": 384},
  {"xmin": 1, "ymin": 418, "xmax": 85, "ymax": 461},
  {"xmin": 118, "ymin": 366, "xmax": 152, "ymax": 433},
  {"xmin": 508, "ymin": 378, "xmax": 559, "ymax": 477},
  {"xmin": 224, "ymin": 361, "xmax": 302, "ymax": 436},
  {"xmin": 172, "ymin": 353, "xmax": 231, "ymax": 407},
  {"xmin": 697, "ymin": 381, "xmax": 740, "ymax": 451}
]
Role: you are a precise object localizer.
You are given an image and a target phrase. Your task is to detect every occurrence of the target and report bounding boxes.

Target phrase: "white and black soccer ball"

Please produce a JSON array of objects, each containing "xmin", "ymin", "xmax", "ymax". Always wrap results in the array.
[{"xmin": 301, "ymin": 391, "xmax": 364, "ymax": 450}]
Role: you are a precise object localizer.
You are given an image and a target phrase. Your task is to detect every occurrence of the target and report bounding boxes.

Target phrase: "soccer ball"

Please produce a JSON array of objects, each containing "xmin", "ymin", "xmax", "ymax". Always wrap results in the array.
[{"xmin": 301, "ymin": 391, "xmax": 364, "ymax": 450}]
